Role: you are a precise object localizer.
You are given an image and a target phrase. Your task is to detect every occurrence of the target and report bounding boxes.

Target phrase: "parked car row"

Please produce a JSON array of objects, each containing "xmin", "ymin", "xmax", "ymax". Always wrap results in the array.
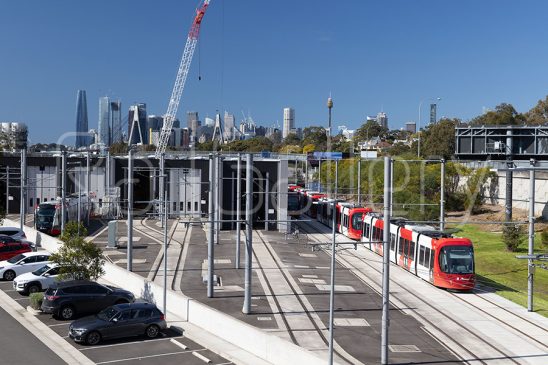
[{"xmin": 1, "ymin": 227, "xmax": 166, "ymax": 346}]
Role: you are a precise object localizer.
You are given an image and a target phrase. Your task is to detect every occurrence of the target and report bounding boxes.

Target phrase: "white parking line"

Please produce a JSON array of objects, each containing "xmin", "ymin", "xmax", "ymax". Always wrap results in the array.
[
  {"xmin": 80, "ymin": 336, "xmax": 181, "ymax": 351},
  {"xmin": 95, "ymin": 350, "xmax": 191, "ymax": 364},
  {"xmin": 192, "ymin": 351, "xmax": 211, "ymax": 363},
  {"xmin": 170, "ymin": 338, "xmax": 188, "ymax": 350},
  {"xmin": 48, "ymin": 323, "xmax": 70, "ymax": 327},
  {"xmin": 13, "ymin": 297, "xmax": 29, "ymax": 301}
]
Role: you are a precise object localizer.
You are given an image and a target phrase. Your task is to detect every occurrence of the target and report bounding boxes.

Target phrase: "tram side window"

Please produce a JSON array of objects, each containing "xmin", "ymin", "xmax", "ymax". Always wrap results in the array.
[
  {"xmin": 390, "ymin": 234, "xmax": 396, "ymax": 250},
  {"xmin": 424, "ymin": 248, "xmax": 432, "ymax": 268},
  {"xmin": 430, "ymin": 249, "xmax": 435, "ymax": 269},
  {"xmin": 410, "ymin": 241, "xmax": 415, "ymax": 260},
  {"xmin": 419, "ymin": 246, "xmax": 426, "ymax": 266},
  {"xmin": 364, "ymin": 223, "xmax": 370, "ymax": 238},
  {"xmin": 398, "ymin": 237, "xmax": 404, "ymax": 254}
]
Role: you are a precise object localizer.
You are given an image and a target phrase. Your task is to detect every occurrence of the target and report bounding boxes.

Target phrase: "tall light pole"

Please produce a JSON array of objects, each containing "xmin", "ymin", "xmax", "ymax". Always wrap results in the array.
[
  {"xmin": 327, "ymin": 95, "xmax": 333, "ymax": 138},
  {"xmin": 417, "ymin": 97, "xmax": 441, "ymax": 157}
]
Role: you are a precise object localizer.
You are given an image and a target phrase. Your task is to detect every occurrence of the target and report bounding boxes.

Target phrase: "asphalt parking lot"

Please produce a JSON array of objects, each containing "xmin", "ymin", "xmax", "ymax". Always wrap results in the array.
[{"xmin": 0, "ymin": 281, "xmax": 233, "ymax": 365}]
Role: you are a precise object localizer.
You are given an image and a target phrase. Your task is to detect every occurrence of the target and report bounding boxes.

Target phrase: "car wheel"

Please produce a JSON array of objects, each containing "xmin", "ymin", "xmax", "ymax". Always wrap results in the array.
[
  {"xmin": 86, "ymin": 331, "xmax": 101, "ymax": 346},
  {"xmin": 3, "ymin": 270, "xmax": 16, "ymax": 281},
  {"xmin": 60, "ymin": 305, "xmax": 76, "ymax": 320},
  {"xmin": 27, "ymin": 283, "xmax": 41, "ymax": 294},
  {"xmin": 145, "ymin": 324, "xmax": 160, "ymax": 339}
]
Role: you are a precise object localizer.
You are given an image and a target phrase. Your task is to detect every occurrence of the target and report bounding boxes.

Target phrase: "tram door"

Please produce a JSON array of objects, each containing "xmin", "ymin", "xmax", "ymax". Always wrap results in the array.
[{"xmin": 169, "ymin": 168, "xmax": 201, "ymax": 217}]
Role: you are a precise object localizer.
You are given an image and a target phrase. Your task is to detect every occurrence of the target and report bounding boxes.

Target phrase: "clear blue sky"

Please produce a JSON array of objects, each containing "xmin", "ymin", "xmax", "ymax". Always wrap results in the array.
[{"xmin": 2, "ymin": 0, "xmax": 548, "ymax": 144}]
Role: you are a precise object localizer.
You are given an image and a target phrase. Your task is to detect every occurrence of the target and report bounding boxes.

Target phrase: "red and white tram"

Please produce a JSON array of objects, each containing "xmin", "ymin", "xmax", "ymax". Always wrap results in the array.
[{"xmin": 361, "ymin": 213, "xmax": 475, "ymax": 290}]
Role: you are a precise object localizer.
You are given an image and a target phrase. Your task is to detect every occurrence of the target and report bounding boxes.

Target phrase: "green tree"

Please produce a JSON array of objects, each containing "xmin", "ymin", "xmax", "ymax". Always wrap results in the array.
[
  {"xmin": 302, "ymin": 126, "xmax": 327, "ymax": 151},
  {"xmin": 109, "ymin": 142, "xmax": 129, "ymax": 155},
  {"xmin": 420, "ymin": 118, "xmax": 459, "ymax": 159},
  {"xmin": 524, "ymin": 95, "xmax": 548, "ymax": 125},
  {"xmin": 302, "ymin": 144, "xmax": 315, "ymax": 154},
  {"xmin": 470, "ymin": 103, "xmax": 525, "ymax": 126},
  {"xmin": 51, "ymin": 222, "xmax": 105, "ymax": 281},
  {"xmin": 354, "ymin": 120, "xmax": 388, "ymax": 142},
  {"xmin": 464, "ymin": 167, "xmax": 495, "ymax": 214}
]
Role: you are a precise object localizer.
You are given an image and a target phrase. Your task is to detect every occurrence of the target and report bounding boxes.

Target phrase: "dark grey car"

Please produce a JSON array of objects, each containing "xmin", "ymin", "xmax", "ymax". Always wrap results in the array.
[
  {"xmin": 68, "ymin": 302, "xmax": 167, "ymax": 345},
  {"xmin": 41, "ymin": 280, "xmax": 135, "ymax": 320}
]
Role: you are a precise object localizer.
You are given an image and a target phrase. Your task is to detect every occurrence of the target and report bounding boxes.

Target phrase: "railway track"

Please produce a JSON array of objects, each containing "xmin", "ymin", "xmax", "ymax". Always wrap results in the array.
[
  {"xmin": 295, "ymin": 219, "xmax": 543, "ymax": 365},
  {"xmin": 252, "ymin": 229, "xmax": 360, "ymax": 365},
  {"xmin": 134, "ymin": 217, "xmax": 191, "ymax": 290}
]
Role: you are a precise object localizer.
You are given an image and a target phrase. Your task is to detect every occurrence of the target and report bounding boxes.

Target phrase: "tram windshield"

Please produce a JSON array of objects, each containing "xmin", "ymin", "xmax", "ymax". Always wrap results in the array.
[
  {"xmin": 439, "ymin": 246, "xmax": 474, "ymax": 274},
  {"xmin": 351, "ymin": 213, "xmax": 363, "ymax": 231}
]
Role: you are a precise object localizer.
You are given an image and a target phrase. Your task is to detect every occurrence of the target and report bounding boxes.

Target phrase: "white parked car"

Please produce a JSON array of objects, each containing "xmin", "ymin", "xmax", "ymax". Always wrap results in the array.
[
  {"xmin": 13, "ymin": 263, "xmax": 61, "ymax": 294},
  {"xmin": 0, "ymin": 252, "xmax": 51, "ymax": 281}
]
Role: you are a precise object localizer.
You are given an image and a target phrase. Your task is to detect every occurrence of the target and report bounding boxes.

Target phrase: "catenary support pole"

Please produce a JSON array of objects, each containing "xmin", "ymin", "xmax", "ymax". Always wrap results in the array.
[
  {"xmin": 381, "ymin": 156, "xmax": 391, "ymax": 364},
  {"xmin": 265, "ymin": 172, "xmax": 269, "ymax": 230},
  {"xmin": 159, "ymin": 153, "xmax": 165, "ymax": 227},
  {"xmin": 318, "ymin": 159, "xmax": 322, "ymax": 193},
  {"xmin": 528, "ymin": 159, "xmax": 535, "ymax": 312},
  {"xmin": 163, "ymin": 190, "xmax": 168, "ymax": 316},
  {"xmin": 6, "ymin": 166, "xmax": 9, "ymax": 215},
  {"xmin": 61, "ymin": 151, "xmax": 66, "ymax": 234},
  {"xmin": 77, "ymin": 165, "xmax": 81, "ymax": 235},
  {"xmin": 327, "ymin": 199, "xmax": 337, "ymax": 365},
  {"xmin": 305, "ymin": 159, "xmax": 308, "ymax": 188},
  {"xmin": 505, "ymin": 128, "xmax": 513, "ymax": 222},
  {"xmin": 335, "ymin": 159, "xmax": 338, "ymax": 199},
  {"xmin": 357, "ymin": 159, "xmax": 361, "ymax": 205},
  {"xmin": 208, "ymin": 154, "xmax": 215, "ymax": 298},
  {"xmin": 390, "ymin": 159, "xmax": 394, "ymax": 216},
  {"xmin": 20, "ymin": 149, "xmax": 27, "ymax": 230},
  {"xmin": 236, "ymin": 154, "xmax": 242, "ymax": 269},
  {"xmin": 127, "ymin": 149, "xmax": 134, "ymax": 272},
  {"xmin": 243, "ymin": 153, "xmax": 253, "ymax": 314},
  {"xmin": 86, "ymin": 151, "xmax": 90, "ymax": 226},
  {"xmin": 215, "ymin": 154, "xmax": 221, "ymax": 244},
  {"xmin": 440, "ymin": 159, "xmax": 446, "ymax": 231}
]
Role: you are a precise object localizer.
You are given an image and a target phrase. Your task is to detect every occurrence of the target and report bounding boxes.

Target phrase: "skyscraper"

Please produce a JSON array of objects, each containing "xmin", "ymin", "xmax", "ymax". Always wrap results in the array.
[
  {"xmin": 187, "ymin": 111, "xmax": 199, "ymax": 135},
  {"xmin": 75, "ymin": 90, "xmax": 89, "ymax": 148},
  {"xmin": 128, "ymin": 103, "xmax": 147, "ymax": 145},
  {"xmin": 98, "ymin": 97, "xmax": 122, "ymax": 146},
  {"xmin": 98, "ymin": 97, "xmax": 111, "ymax": 146},
  {"xmin": 223, "ymin": 111, "xmax": 235, "ymax": 141},
  {"xmin": 377, "ymin": 112, "xmax": 388, "ymax": 129},
  {"xmin": 283, "ymin": 107, "xmax": 295, "ymax": 139},
  {"xmin": 110, "ymin": 100, "xmax": 122, "ymax": 144}
]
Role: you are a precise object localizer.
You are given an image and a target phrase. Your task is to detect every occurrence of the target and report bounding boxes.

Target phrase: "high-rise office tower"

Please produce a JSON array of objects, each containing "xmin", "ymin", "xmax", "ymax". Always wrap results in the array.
[
  {"xmin": 187, "ymin": 111, "xmax": 199, "ymax": 135},
  {"xmin": 223, "ymin": 111, "xmax": 235, "ymax": 141},
  {"xmin": 98, "ymin": 97, "xmax": 111, "ymax": 146},
  {"xmin": 75, "ymin": 90, "xmax": 89, "ymax": 148},
  {"xmin": 283, "ymin": 107, "xmax": 295, "ymax": 139},
  {"xmin": 128, "ymin": 103, "xmax": 147, "ymax": 145},
  {"xmin": 110, "ymin": 100, "xmax": 122, "ymax": 144}
]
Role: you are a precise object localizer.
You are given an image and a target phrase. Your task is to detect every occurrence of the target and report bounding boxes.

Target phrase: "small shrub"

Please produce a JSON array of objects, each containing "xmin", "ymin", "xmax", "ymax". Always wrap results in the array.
[
  {"xmin": 541, "ymin": 227, "xmax": 548, "ymax": 250},
  {"xmin": 29, "ymin": 293, "xmax": 43, "ymax": 310},
  {"xmin": 502, "ymin": 224, "xmax": 525, "ymax": 252}
]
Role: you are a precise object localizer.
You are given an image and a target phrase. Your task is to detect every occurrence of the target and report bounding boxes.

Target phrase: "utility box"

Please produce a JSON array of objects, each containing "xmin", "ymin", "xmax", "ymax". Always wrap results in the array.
[{"xmin": 107, "ymin": 220, "xmax": 117, "ymax": 248}]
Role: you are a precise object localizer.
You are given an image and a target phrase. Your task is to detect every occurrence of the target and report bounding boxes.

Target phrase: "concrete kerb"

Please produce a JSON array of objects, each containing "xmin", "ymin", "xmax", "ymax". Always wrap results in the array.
[{"xmin": 3, "ymin": 219, "xmax": 329, "ymax": 365}]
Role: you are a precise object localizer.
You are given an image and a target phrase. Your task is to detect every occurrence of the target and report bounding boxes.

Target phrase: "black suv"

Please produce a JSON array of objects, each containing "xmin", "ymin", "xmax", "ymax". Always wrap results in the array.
[{"xmin": 41, "ymin": 280, "xmax": 135, "ymax": 320}]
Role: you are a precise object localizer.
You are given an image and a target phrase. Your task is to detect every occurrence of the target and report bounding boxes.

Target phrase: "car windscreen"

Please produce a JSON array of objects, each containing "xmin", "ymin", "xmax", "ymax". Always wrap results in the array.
[
  {"xmin": 97, "ymin": 307, "xmax": 120, "ymax": 321},
  {"xmin": 7, "ymin": 254, "xmax": 25, "ymax": 264},
  {"xmin": 32, "ymin": 264, "xmax": 51, "ymax": 276}
]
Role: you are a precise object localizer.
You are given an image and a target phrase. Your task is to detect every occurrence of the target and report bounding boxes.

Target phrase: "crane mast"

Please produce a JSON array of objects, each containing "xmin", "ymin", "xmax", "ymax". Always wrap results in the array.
[{"xmin": 155, "ymin": 0, "xmax": 211, "ymax": 158}]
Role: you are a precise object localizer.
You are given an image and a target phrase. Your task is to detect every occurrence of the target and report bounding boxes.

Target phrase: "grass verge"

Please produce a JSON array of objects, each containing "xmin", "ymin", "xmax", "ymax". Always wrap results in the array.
[{"xmin": 452, "ymin": 224, "xmax": 547, "ymax": 317}]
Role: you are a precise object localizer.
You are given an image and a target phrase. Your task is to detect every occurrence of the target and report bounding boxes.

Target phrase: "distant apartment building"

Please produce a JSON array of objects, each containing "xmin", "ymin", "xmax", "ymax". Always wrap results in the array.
[
  {"xmin": 405, "ymin": 122, "xmax": 417, "ymax": 133},
  {"xmin": 283, "ymin": 107, "xmax": 295, "ymax": 139},
  {"xmin": 75, "ymin": 90, "xmax": 89, "ymax": 148},
  {"xmin": 110, "ymin": 100, "xmax": 122, "ymax": 144},
  {"xmin": 0, "ymin": 122, "xmax": 28, "ymax": 150}
]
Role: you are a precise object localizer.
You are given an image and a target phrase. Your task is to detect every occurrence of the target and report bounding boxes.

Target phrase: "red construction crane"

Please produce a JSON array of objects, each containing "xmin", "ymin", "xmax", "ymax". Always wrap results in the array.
[{"xmin": 156, "ymin": 0, "xmax": 211, "ymax": 157}]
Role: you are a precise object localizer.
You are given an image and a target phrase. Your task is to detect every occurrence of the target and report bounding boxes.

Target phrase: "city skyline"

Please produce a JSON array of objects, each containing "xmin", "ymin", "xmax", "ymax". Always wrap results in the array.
[{"xmin": 2, "ymin": 1, "xmax": 548, "ymax": 144}]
